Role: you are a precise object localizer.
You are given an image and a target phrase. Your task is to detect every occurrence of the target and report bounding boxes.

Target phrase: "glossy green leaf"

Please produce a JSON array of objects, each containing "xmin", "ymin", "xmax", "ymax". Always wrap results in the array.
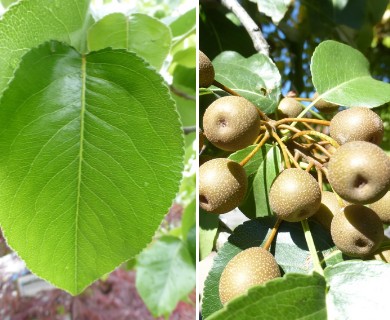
[
  {"xmin": 88, "ymin": 13, "xmax": 171, "ymax": 70},
  {"xmin": 186, "ymin": 225, "xmax": 196, "ymax": 265},
  {"xmin": 229, "ymin": 145, "xmax": 281, "ymax": 218},
  {"xmin": 202, "ymin": 217, "xmax": 333, "ymax": 318},
  {"xmin": 311, "ymin": 40, "xmax": 390, "ymax": 107},
  {"xmin": 0, "ymin": 0, "xmax": 90, "ymax": 94},
  {"xmin": 325, "ymin": 260, "xmax": 390, "ymax": 319},
  {"xmin": 212, "ymin": 51, "xmax": 281, "ymax": 114},
  {"xmin": 253, "ymin": 0, "xmax": 291, "ymax": 24},
  {"xmin": 208, "ymin": 273, "xmax": 327, "ymax": 320},
  {"xmin": 200, "ymin": 208, "xmax": 219, "ymax": 260},
  {"xmin": 136, "ymin": 236, "xmax": 196, "ymax": 317},
  {"xmin": 0, "ymin": 41, "xmax": 184, "ymax": 295}
]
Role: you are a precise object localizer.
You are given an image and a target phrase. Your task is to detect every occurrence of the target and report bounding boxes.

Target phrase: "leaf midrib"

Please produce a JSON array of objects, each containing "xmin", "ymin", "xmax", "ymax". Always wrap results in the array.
[{"xmin": 75, "ymin": 54, "xmax": 87, "ymax": 291}]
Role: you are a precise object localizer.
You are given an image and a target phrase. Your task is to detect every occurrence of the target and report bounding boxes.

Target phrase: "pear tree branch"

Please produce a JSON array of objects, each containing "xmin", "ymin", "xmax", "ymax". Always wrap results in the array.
[{"xmin": 220, "ymin": 0, "xmax": 270, "ymax": 55}]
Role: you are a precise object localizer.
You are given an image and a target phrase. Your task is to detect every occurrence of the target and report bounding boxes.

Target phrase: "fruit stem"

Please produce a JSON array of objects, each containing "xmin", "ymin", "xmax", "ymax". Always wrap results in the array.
[
  {"xmin": 263, "ymin": 218, "xmax": 282, "ymax": 251},
  {"xmin": 293, "ymin": 97, "xmax": 313, "ymax": 102},
  {"xmin": 317, "ymin": 168, "xmax": 323, "ymax": 192},
  {"xmin": 212, "ymin": 79, "xmax": 240, "ymax": 96},
  {"xmin": 239, "ymin": 132, "xmax": 270, "ymax": 166},
  {"xmin": 301, "ymin": 219, "xmax": 324, "ymax": 276},
  {"xmin": 291, "ymin": 130, "xmax": 340, "ymax": 148},
  {"xmin": 305, "ymin": 162, "xmax": 314, "ymax": 172},
  {"xmin": 271, "ymin": 131, "xmax": 291, "ymax": 169},
  {"xmin": 275, "ymin": 118, "xmax": 331, "ymax": 127}
]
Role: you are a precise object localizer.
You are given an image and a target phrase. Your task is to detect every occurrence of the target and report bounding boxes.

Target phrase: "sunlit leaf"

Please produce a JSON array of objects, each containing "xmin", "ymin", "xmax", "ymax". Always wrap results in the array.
[
  {"xmin": 0, "ymin": 41, "xmax": 183, "ymax": 294},
  {"xmin": 311, "ymin": 40, "xmax": 390, "ymax": 107},
  {"xmin": 88, "ymin": 13, "xmax": 171, "ymax": 69}
]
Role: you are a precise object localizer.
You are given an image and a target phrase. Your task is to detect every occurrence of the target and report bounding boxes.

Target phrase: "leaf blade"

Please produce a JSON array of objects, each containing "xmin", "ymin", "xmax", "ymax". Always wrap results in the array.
[
  {"xmin": 311, "ymin": 40, "xmax": 390, "ymax": 107},
  {"xmin": 0, "ymin": 41, "xmax": 184, "ymax": 294}
]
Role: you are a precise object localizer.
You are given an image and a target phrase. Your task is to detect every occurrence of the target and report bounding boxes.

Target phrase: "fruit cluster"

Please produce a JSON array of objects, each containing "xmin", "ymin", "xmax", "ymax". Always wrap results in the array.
[{"xmin": 199, "ymin": 51, "xmax": 390, "ymax": 304}]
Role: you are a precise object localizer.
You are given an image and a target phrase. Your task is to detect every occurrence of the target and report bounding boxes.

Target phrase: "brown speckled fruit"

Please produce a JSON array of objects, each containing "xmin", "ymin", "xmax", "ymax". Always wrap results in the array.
[
  {"xmin": 369, "ymin": 190, "xmax": 390, "ymax": 224},
  {"xmin": 312, "ymin": 92, "xmax": 339, "ymax": 113},
  {"xmin": 219, "ymin": 247, "xmax": 280, "ymax": 305},
  {"xmin": 312, "ymin": 191, "xmax": 343, "ymax": 230},
  {"xmin": 331, "ymin": 205, "xmax": 384, "ymax": 257},
  {"xmin": 199, "ymin": 50, "xmax": 215, "ymax": 88},
  {"xmin": 199, "ymin": 158, "xmax": 247, "ymax": 214},
  {"xmin": 330, "ymin": 107, "xmax": 384, "ymax": 145},
  {"xmin": 277, "ymin": 97, "xmax": 303, "ymax": 118},
  {"xmin": 269, "ymin": 168, "xmax": 322, "ymax": 222},
  {"xmin": 203, "ymin": 96, "xmax": 261, "ymax": 151},
  {"xmin": 328, "ymin": 141, "xmax": 390, "ymax": 204}
]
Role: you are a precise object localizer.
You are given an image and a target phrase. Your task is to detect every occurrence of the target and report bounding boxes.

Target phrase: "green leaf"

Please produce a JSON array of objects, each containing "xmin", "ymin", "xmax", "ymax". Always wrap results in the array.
[
  {"xmin": 88, "ymin": 13, "xmax": 171, "ymax": 70},
  {"xmin": 254, "ymin": 0, "xmax": 291, "ymax": 24},
  {"xmin": 0, "ymin": 0, "xmax": 90, "ymax": 94},
  {"xmin": 136, "ymin": 236, "xmax": 195, "ymax": 317},
  {"xmin": 325, "ymin": 260, "xmax": 390, "ymax": 319},
  {"xmin": 169, "ymin": 7, "xmax": 196, "ymax": 40},
  {"xmin": 212, "ymin": 51, "xmax": 281, "ymax": 114},
  {"xmin": 0, "ymin": 41, "xmax": 184, "ymax": 295},
  {"xmin": 202, "ymin": 217, "xmax": 333, "ymax": 318},
  {"xmin": 208, "ymin": 273, "xmax": 327, "ymax": 320},
  {"xmin": 200, "ymin": 208, "xmax": 219, "ymax": 260},
  {"xmin": 229, "ymin": 145, "xmax": 281, "ymax": 218},
  {"xmin": 311, "ymin": 40, "xmax": 390, "ymax": 107}
]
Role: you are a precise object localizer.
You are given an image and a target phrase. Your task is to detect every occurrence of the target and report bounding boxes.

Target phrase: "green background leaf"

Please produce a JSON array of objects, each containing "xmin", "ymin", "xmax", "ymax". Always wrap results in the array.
[
  {"xmin": 254, "ymin": 0, "xmax": 291, "ymax": 24},
  {"xmin": 212, "ymin": 51, "xmax": 281, "ymax": 114},
  {"xmin": 0, "ymin": 41, "xmax": 183, "ymax": 294},
  {"xmin": 311, "ymin": 40, "xmax": 390, "ymax": 107},
  {"xmin": 229, "ymin": 145, "xmax": 281, "ymax": 218},
  {"xmin": 202, "ymin": 217, "xmax": 333, "ymax": 318},
  {"xmin": 208, "ymin": 273, "xmax": 327, "ymax": 320},
  {"xmin": 0, "ymin": 0, "xmax": 91, "ymax": 94},
  {"xmin": 88, "ymin": 13, "xmax": 171, "ymax": 70},
  {"xmin": 200, "ymin": 208, "xmax": 219, "ymax": 260},
  {"xmin": 136, "ymin": 236, "xmax": 195, "ymax": 317},
  {"xmin": 325, "ymin": 260, "xmax": 390, "ymax": 320}
]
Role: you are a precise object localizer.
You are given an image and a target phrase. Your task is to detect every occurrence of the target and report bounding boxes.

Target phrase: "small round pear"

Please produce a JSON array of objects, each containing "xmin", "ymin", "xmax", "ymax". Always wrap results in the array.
[
  {"xmin": 269, "ymin": 168, "xmax": 322, "ymax": 222},
  {"xmin": 199, "ymin": 50, "xmax": 215, "ymax": 88},
  {"xmin": 369, "ymin": 190, "xmax": 390, "ymax": 224},
  {"xmin": 199, "ymin": 158, "xmax": 247, "ymax": 214},
  {"xmin": 331, "ymin": 205, "xmax": 384, "ymax": 257},
  {"xmin": 328, "ymin": 141, "xmax": 390, "ymax": 204},
  {"xmin": 277, "ymin": 97, "xmax": 303, "ymax": 118},
  {"xmin": 330, "ymin": 107, "xmax": 384, "ymax": 145},
  {"xmin": 203, "ymin": 96, "xmax": 261, "ymax": 151},
  {"xmin": 219, "ymin": 247, "xmax": 280, "ymax": 305},
  {"xmin": 312, "ymin": 92, "xmax": 339, "ymax": 113}
]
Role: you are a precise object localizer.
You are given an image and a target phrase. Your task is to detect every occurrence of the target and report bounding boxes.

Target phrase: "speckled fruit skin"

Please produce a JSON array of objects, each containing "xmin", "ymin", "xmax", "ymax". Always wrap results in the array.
[
  {"xmin": 269, "ymin": 168, "xmax": 322, "ymax": 222},
  {"xmin": 331, "ymin": 205, "xmax": 384, "ymax": 258},
  {"xmin": 199, "ymin": 158, "xmax": 247, "ymax": 214},
  {"xmin": 328, "ymin": 141, "xmax": 390, "ymax": 204},
  {"xmin": 277, "ymin": 97, "xmax": 303, "ymax": 118},
  {"xmin": 369, "ymin": 190, "xmax": 390, "ymax": 224},
  {"xmin": 330, "ymin": 107, "xmax": 384, "ymax": 145},
  {"xmin": 312, "ymin": 191, "xmax": 343, "ymax": 230},
  {"xmin": 219, "ymin": 247, "xmax": 281, "ymax": 305},
  {"xmin": 203, "ymin": 96, "xmax": 261, "ymax": 151},
  {"xmin": 312, "ymin": 92, "xmax": 339, "ymax": 113},
  {"xmin": 199, "ymin": 50, "xmax": 215, "ymax": 88}
]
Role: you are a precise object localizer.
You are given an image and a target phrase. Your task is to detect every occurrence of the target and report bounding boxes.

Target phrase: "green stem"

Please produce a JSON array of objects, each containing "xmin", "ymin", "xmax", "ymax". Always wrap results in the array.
[{"xmin": 301, "ymin": 219, "xmax": 324, "ymax": 276}]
